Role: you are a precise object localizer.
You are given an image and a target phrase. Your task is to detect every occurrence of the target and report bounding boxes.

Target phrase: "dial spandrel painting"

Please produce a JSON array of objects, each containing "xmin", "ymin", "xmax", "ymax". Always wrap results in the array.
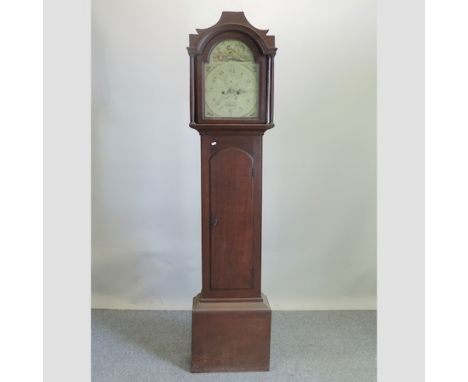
[{"xmin": 204, "ymin": 39, "xmax": 259, "ymax": 118}]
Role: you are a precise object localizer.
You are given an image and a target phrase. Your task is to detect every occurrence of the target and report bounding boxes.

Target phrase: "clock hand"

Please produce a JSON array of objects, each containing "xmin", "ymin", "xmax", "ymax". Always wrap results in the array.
[{"xmin": 222, "ymin": 88, "xmax": 238, "ymax": 96}]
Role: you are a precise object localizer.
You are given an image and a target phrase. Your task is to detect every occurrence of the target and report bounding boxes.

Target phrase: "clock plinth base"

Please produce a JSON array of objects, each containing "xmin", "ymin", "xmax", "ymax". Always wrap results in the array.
[{"xmin": 191, "ymin": 293, "xmax": 271, "ymax": 373}]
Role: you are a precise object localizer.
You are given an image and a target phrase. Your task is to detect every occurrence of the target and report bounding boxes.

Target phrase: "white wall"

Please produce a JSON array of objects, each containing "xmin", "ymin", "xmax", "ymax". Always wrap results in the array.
[{"xmin": 92, "ymin": 0, "xmax": 376, "ymax": 310}]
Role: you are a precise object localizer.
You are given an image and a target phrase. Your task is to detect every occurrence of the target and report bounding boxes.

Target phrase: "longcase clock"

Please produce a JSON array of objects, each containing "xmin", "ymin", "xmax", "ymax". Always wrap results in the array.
[{"xmin": 187, "ymin": 12, "xmax": 277, "ymax": 372}]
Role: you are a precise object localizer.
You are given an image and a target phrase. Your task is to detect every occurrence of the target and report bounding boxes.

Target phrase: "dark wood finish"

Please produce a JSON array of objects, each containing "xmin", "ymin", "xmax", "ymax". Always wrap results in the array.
[
  {"xmin": 200, "ymin": 135, "xmax": 263, "ymax": 299},
  {"xmin": 189, "ymin": 123, "xmax": 273, "ymax": 134},
  {"xmin": 191, "ymin": 294, "xmax": 271, "ymax": 372},
  {"xmin": 210, "ymin": 147, "xmax": 254, "ymax": 290},
  {"xmin": 188, "ymin": 11, "xmax": 277, "ymax": 127},
  {"xmin": 188, "ymin": 12, "xmax": 276, "ymax": 372}
]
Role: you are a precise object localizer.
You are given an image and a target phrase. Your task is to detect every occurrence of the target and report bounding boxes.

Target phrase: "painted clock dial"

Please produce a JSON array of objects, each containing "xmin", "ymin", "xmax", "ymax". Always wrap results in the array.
[{"xmin": 204, "ymin": 39, "xmax": 259, "ymax": 118}]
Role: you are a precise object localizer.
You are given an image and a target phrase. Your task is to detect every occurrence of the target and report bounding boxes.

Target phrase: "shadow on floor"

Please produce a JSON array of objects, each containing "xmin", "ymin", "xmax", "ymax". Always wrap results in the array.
[{"xmin": 92, "ymin": 310, "xmax": 192, "ymax": 372}]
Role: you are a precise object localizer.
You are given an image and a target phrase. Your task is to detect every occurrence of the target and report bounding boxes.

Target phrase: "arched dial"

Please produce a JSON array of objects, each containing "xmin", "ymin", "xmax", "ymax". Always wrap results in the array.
[{"xmin": 204, "ymin": 39, "xmax": 259, "ymax": 118}]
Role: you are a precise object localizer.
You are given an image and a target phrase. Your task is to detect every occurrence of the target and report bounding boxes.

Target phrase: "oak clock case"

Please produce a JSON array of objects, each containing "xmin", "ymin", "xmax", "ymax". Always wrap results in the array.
[{"xmin": 188, "ymin": 12, "xmax": 276, "ymax": 373}]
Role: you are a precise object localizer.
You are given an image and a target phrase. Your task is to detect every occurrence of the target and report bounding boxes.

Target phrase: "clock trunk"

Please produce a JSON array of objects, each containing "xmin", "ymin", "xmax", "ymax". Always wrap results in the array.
[{"xmin": 200, "ymin": 134, "xmax": 262, "ymax": 300}]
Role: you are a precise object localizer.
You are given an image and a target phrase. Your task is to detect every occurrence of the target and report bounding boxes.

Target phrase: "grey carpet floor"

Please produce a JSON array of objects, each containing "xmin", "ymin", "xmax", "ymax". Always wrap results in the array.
[{"xmin": 92, "ymin": 309, "xmax": 376, "ymax": 382}]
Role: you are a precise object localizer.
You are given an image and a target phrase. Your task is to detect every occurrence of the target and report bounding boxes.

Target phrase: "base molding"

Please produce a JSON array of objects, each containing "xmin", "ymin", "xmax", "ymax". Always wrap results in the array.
[{"xmin": 191, "ymin": 293, "xmax": 271, "ymax": 373}]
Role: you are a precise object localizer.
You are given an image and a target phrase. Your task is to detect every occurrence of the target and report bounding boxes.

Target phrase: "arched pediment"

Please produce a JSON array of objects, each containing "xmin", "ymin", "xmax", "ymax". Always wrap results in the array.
[{"xmin": 187, "ymin": 12, "xmax": 277, "ymax": 56}]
